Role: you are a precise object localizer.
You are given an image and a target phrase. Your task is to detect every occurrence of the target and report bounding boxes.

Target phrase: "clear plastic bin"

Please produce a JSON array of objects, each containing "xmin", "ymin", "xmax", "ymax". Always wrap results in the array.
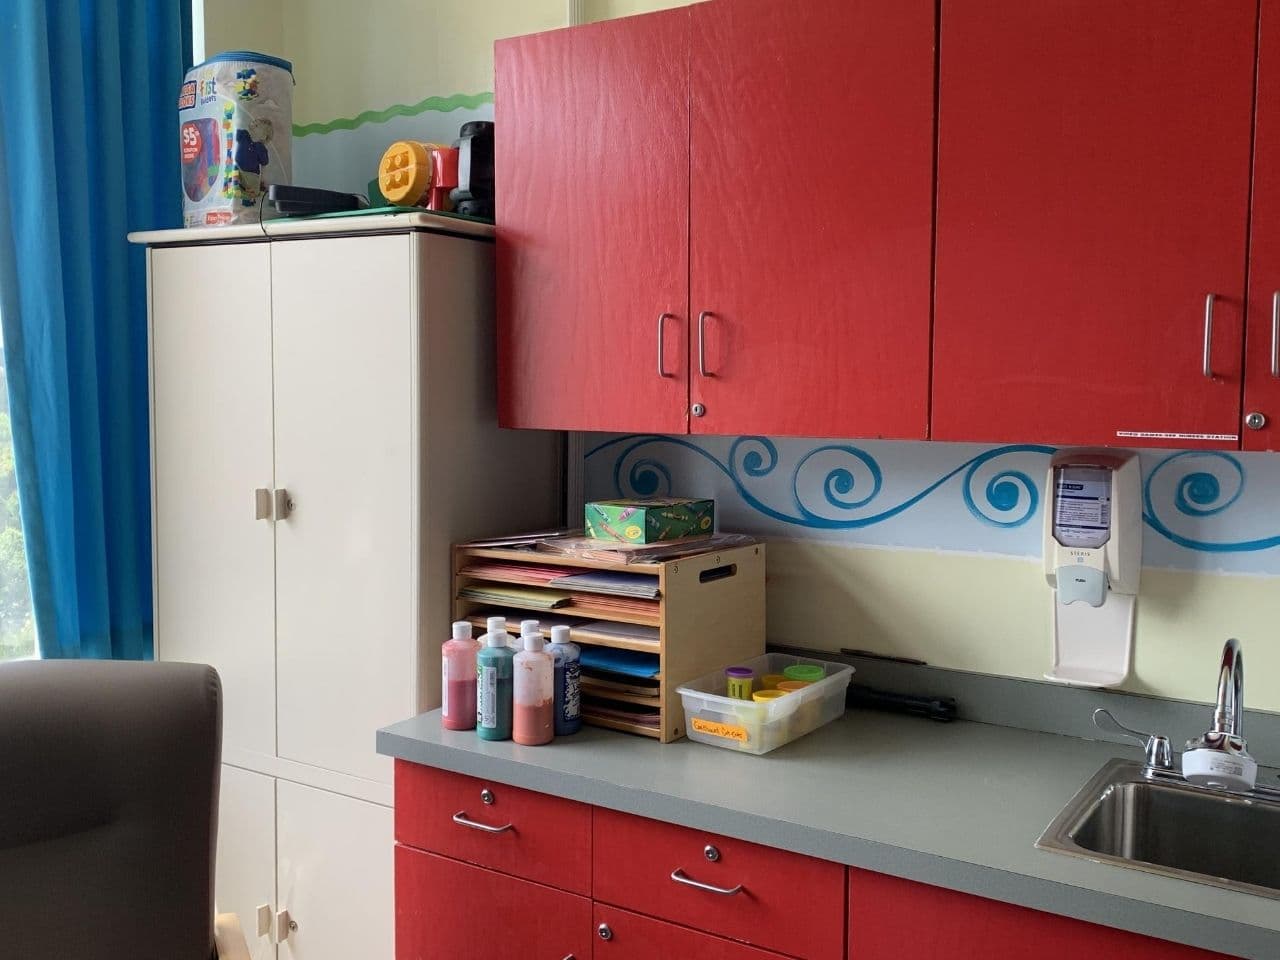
[{"xmin": 676, "ymin": 653, "xmax": 853, "ymax": 755}]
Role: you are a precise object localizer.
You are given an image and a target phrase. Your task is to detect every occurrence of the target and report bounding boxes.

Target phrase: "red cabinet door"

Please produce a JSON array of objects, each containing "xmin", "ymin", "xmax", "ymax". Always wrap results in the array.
[
  {"xmin": 689, "ymin": 0, "xmax": 935, "ymax": 439},
  {"xmin": 848, "ymin": 869, "xmax": 1237, "ymax": 959},
  {"xmin": 593, "ymin": 807, "xmax": 845, "ymax": 960},
  {"xmin": 395, "ymin": 845, "xmax": 592, "ymax": 960},
  {"xmin": 594, "ymin": 904, "xmax": 792, "ymax": 960},
  {"xmin": 496, "ymin": 9, "xmax": 691, "ymax": 433},
  {"xmin": 1247, "ymin": 0, "xmax": 1280, "ymax": 451},
  {"xmin": 933, "ymin": 0, "xmax": 1256, "ymax": 448}
]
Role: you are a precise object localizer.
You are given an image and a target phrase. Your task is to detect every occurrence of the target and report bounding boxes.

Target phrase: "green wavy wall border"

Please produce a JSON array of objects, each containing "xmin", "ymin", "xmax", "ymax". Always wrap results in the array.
[{"xmin": 292, "ymin": 91, "xmax": 494, "ymax": 138}]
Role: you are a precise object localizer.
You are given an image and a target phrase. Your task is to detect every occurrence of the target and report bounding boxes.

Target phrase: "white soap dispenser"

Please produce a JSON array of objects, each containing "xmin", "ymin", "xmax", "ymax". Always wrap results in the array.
[{"xmin": 1042, "ymin": 450, "xmax": 1142, "ymax": 687}]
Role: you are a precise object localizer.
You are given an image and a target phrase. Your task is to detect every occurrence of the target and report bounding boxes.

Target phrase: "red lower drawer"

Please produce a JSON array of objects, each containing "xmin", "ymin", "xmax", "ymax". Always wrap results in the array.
[
  {"xmin": 594, "ymin": 903, "xmax": 793, "ymax": 959},
  {"xmin": 848, "ymin": 868, "xmax": 1240, "ymax": 959},
  {"xmin": 395, "ymin": 845, "xmax": 592, "ymax": 960},
  {"xmin": 593, "ymin": 807, "xmax": 845, "ymax": 960},
  {"xmin": 394, "ymin": 760, "xmax": 591, "ymax": 895}
]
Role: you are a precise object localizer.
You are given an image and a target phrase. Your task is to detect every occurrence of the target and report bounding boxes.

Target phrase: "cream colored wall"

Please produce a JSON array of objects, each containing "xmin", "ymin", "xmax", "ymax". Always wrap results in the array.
[
  {"xmin": 769, "ymin": 540, "xmax": 1280, "ymax": 711},
  {"xmin": 586, "ymin": 0, "xmax": 698, "ymax": 18},
  {"xmin": 203, "ymin": 0, "xmax": 700, "ymax": 125}
]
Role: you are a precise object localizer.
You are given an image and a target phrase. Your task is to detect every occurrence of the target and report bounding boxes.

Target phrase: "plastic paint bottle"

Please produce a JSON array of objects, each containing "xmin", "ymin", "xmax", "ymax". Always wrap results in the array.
[
  {"xmin": 441, "ymin": 621, "xmax": 480, "ymax": 730},
  {"xmin": 512, "ymin": 622, "xmax": 554, "ymax": 746},
  {"xmin": 476, "ymin": 631, "xmax": 514, "ymax": 741},
  {"xmin": 546, "ymin": 624, "xmax": 582, "ymax": 736}
]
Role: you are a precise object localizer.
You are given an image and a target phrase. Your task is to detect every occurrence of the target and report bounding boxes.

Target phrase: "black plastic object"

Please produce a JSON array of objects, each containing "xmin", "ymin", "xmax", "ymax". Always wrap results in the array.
[
  {"xmin": 846, "ymin": 683, "xmax": 958, "ymax": 722},
  {"xmin": 451, "ymin": 120, "xmax": 495, "ymax": 216},
  {"xmin": 453, "ymin": 198, "xmax": 494, "ymax": 218},
  {"xmin": 268, "ymin": 184, "xmax": 369, "ymax": 216}
]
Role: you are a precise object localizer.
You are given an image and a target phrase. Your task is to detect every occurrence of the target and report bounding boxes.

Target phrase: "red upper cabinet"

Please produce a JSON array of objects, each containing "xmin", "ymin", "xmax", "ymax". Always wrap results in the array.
[
  {"xmin": 933, "ymin": 0, "xmax": 1258, "ymax": 448},
  {"xmin": 688, "ymin": 0, "xmax": 936, "ymax": 438},
  {"xmin": 495, "ymin": 9, "xmax": 691, "ymax": 433},
  {"xmin": 1247, "ymin": 0, "xmax": 1280, "ymax": 451}
]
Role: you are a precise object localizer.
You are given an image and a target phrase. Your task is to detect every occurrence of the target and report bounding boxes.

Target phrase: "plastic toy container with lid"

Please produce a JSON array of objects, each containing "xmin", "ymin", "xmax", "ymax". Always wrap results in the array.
[{"xmin": 677, "ymin": 653, "xmax": 853, "ymax": 755}]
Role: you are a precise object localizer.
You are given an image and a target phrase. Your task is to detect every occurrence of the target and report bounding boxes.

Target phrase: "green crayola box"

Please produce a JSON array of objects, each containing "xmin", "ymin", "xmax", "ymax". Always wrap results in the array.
[{"xmin": 585, "ymin": 498, "xmax": 715, "ymax": 543}]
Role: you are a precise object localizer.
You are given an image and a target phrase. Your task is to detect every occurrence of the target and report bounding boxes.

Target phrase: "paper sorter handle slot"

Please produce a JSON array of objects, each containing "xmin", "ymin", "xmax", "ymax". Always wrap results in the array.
[{"xmin": 699, "ymin": 564, "xmax": 737, "ymax": 584}]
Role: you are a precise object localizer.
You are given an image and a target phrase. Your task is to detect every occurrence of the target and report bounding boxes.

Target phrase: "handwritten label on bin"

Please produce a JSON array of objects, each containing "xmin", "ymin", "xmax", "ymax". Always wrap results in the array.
[{"xmin": 691, "ymin": 717, "xmax": 749, "ymax": 743}]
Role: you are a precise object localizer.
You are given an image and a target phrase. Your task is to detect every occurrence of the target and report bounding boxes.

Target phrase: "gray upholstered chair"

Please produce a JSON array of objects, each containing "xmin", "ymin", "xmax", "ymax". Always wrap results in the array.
[{"xmin": 0, "ymin": 659, "xmax": 249, "ymax": 960}]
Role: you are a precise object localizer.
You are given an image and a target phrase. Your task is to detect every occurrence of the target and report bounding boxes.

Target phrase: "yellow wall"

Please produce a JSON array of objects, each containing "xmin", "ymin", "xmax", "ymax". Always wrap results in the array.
[
  {"xmin": 768, "ymin": 540, "xmax": 1280, "ymax": 711},
  {"xmin": 203, "ymin": 0, "xmax": 700, "ymax": 125}
]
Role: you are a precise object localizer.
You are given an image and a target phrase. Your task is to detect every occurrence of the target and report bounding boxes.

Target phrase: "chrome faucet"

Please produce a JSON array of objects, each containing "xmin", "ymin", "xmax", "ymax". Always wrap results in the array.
[
  {"xmin": 1093, "ymin": 638, "xmax": 1260, "ymax": 792},
  {"xmin": 1210, "ymin": 637, "xmax": 1245, "ymax": 741},
  {"xmin": 1183, "ymin": 638, "xmax": 1257, "ymax": 791}
]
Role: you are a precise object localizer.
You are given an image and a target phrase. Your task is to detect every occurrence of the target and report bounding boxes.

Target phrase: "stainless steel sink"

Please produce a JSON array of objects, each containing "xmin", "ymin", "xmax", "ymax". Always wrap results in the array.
[{"xmin": 1037, "ymin": 758, "xmax": 1280, "ymax": 899}]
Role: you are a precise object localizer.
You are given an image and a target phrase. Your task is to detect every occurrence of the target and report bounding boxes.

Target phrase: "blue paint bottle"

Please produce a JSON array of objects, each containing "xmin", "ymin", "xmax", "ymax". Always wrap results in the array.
[{"xmin": 546, "ymin": 625, "xmax": 581, "ymax": 736}]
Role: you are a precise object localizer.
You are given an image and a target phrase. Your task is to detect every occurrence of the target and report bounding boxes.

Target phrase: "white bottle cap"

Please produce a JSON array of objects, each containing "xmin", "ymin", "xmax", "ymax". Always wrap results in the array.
[
  {"xmin": 486, "ymin": 616, "xmax": 507, "ymax": 636},
  {"xmin": 520, "ymin": 619, "xmax": 541, "ymax": 637},
  {"xmin": 452, "ymin": 621, "xmax": 472, "ymax": 641},
  {"xmin": 485, "ymin": 631, "xmax": 508, "ymax": 648},
  {"xmin": 549, "ymin": 625, "xmax": 571, "ymax": 645},
  {"xmin": 523, "ymin": 632, "xmax": 546, "ymax": 652}
]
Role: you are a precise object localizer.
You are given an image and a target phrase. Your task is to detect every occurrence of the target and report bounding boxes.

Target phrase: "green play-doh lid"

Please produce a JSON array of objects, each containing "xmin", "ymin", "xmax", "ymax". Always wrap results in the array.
[{"xmin": 783, "ymin": 663, "xmax": 825, "ymax": 683}]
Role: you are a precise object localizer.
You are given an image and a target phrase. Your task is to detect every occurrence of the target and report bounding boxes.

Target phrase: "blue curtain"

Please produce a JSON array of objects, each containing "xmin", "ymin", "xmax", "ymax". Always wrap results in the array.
[{"xmin": 0, "ymin": 0, "xmax": 190, "ymax": 659}]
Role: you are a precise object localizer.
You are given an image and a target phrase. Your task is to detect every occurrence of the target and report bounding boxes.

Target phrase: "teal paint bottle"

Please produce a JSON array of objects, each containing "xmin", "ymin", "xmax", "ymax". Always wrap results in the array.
[{"xmin": 476, "ymin": 631, "xmax": 514, "ymax": 740}]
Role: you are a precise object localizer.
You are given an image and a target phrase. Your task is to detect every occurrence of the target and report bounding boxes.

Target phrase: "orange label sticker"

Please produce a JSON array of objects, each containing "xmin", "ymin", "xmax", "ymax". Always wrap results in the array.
[{"xmin": 691, "ymin": 717, "xmax": 749, "ymax": 743}]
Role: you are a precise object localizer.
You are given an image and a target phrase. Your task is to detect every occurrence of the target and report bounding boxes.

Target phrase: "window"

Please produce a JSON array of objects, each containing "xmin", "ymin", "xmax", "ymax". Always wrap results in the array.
[{"xmin": 0, "ymin": 322, "xmax": 36, "ymax": 659}]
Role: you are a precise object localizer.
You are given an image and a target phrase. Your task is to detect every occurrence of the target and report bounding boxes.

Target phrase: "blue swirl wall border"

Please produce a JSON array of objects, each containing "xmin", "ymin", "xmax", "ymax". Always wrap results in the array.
[{"xmin": 584, "ymin": 436, "xmax": 1280, "ymax": 554}]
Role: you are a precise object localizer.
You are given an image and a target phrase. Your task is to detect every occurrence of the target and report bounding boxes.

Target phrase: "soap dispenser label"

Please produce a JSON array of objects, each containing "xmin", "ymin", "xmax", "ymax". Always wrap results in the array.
[{"xmin": 1053, "ymin": 466, "xmax": 1112, "ymax": 550}]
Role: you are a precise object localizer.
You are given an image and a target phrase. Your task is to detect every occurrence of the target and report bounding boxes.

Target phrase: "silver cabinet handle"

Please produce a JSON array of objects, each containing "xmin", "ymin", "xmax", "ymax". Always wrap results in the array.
[
  {"xmin": 1272, "ymin": 291, "xmax": 1279, "ymax": 379},
  {"xmin": 452, "ymin": 811, "xmax": 513, "ymax": 834},
  {"xmin": 273, "ymin": 488, "xmax": 293, "ymax": 521},
  {"xmin": 697, "ymin": 310, "xmax": 712, "ymax": 377},
  {"xmin": 254, "ymin": 488, "xmax": 272, "ymax": 521},
  {"xmin": 670, "ymin": 868, "xmax": 743, "ymax": 896},
  {"xmin": 1203, "ymin": 293, "xmax": 1216, "ymax": 379},
  {"xmin": 656, "ymin": 312, "xmax": 674, "ymax": 378}
]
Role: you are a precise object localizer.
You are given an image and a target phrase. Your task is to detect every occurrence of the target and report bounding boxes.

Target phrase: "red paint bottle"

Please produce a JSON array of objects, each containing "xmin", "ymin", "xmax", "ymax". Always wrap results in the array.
[{"xmin": 441, "ymin": 621, "xmax": 480, "ymax": 730}]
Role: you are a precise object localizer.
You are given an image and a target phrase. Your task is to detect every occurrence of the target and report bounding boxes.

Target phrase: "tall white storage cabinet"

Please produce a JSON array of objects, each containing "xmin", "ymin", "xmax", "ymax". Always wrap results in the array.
[{"xmin": 137, "ymin": 218, "xmax": 561, "ymax": 959}]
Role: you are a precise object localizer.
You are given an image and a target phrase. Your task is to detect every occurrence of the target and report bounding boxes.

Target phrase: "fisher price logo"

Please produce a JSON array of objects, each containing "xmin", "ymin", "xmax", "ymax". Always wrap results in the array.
[{"xmin": 177, "ymin": 80, "xmax": 196, "ymax": 110}]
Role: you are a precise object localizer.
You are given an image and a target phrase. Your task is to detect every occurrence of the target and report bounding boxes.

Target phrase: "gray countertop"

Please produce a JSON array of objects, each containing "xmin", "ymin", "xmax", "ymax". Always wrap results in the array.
[{"xmin": 377, "ymin": 710, "xmax": 1280, "ymax": 959}]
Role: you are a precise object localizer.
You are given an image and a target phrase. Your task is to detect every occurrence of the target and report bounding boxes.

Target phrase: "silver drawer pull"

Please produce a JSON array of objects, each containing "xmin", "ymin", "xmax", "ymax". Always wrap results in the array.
[
  {"xmin": 657, "ymin": 312, "xmax": 674, "ymax": 378},
  {"xmin": 697, "ymin": 310, "xmax": 714, "ymax": 377},
  {"xmin": 1203, "ymin": 293, "xmax": 1216, "ymax": 379},
  {"xmin": 452, "ymin": 811, "xmax": 513, "ymax": 834},
  {"xmin": 1271, "ymin": 291, "xmax": 1279, "ymax": 379},
  {"xmin": 670, "ymin": 867, "xmax": 743, "ymax": 896}
]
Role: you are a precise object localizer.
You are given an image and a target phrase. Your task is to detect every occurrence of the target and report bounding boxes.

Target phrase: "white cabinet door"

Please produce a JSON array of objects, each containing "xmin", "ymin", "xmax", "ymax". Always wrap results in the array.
[
  {"xmin": 151, "ymin": 244, "xmax": 276, "ymax": 764},
  {"xmin": 276, "ymin": 780, "xmax": 394, "ymax": 960},
  {"xmin": 271, "ymin": 235, "xmax": 415, "ymax": 783},
  {"xmin": 216, "ymin": 765, "xmax": 278, "ymax": 960}
]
